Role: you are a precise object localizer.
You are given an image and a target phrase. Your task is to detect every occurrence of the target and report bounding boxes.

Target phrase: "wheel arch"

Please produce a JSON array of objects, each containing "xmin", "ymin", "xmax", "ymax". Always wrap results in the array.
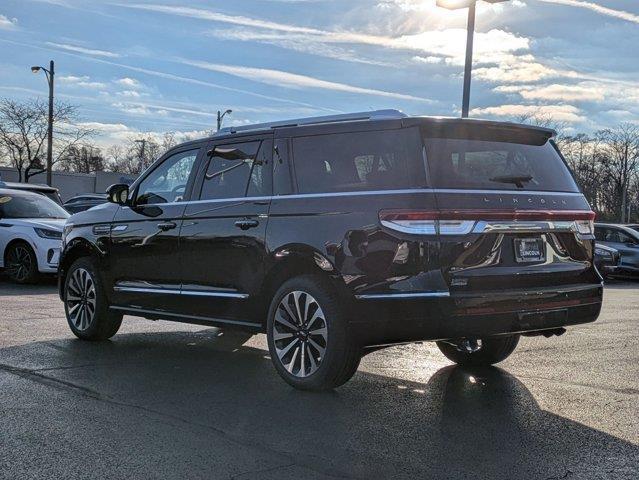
[
  {"xmin": 253, "ymin": 245, "xmax": 348, "ymax": 327},
  {"xmin": 58, "ymin": 239, "xmax": 104, "ymax": 299},
  {"xmin": 3, "ymin": 237, "xmax": 37, "ymax": 266}
]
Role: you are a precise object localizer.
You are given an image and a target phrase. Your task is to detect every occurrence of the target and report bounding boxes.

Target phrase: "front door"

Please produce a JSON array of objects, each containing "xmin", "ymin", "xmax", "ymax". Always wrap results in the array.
[
  {"xmin": 108, "ymin": 146, "xmax": 203, "ymax": 312},
  {"xmin": 177, "ymin": 137, "xmax": 273, "ymax": 324}
]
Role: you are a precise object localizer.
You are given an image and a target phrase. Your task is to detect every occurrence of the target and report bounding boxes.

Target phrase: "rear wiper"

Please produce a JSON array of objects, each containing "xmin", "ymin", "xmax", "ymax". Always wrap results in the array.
[{"xmin": 489, "ymin": 175, "xmax": 533, "ymax": 189}]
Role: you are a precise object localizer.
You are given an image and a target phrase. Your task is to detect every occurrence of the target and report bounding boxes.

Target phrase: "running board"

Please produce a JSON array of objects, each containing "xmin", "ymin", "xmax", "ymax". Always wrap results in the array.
[{"xmin": 109, "ymin": 305, "xmax": 262, "ymax": 329}]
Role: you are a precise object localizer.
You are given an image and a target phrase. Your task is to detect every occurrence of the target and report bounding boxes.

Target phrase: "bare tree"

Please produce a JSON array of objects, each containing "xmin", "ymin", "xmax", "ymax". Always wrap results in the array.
[
  {"xmin": 58, "ymin": 144, "xmax": 106, "ymax": 174},
  {"xmin": 0, "ymin": 98, "xmax": 96, "ymax": 182},
  {"xmin": 560, "ymin": 134, "xmax": 603, "ymax": 212},
  {"xmin": 107, "ymin": 136, "xmax": 162, "ymax": 175},
  {"xmin": 514, "ymin": 110, "xmax": 568, "ymax": 143},
  {"xmin": 596, "ymin": 124, "xmax": 639, "ymax": 222}
]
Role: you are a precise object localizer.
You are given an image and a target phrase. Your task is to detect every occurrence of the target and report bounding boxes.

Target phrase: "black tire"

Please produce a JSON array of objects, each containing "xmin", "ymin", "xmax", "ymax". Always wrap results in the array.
[
  {"xmin": 64, "ymin": 257, "xmax": 122, "ymax": 341},
  {"xmin": 266, "ymin": 274, "xmax": 361, "ymax": 391},
  {"xmin": 5, "ymin": 241, "xmax": 39, "ymax": 284},
  {"xmin": 436, "ymin": 335, "xmax": 520, "ymax": 367}
]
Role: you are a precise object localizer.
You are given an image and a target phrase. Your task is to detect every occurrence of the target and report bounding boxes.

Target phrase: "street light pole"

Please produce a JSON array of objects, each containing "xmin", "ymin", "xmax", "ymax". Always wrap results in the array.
[
  {"xmin": 46, "ymin": 60, "xmax": 54, "ymax": 186},
  {"xmin": 461, "ymin": 3, "xmax": 476, "ymax": 118},
  {"xmin": 436, "ymin": 0, "xmax": 509, "ymax": 118},
  {"xmin": 31, "ymin": 60, "xmax": 55, "ymax": 186}
]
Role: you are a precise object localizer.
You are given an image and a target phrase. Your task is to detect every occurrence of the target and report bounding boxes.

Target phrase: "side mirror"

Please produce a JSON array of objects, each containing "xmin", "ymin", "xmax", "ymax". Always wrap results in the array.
[{"xmin": 106, "ymin": 184, "xmax": 130, "ymax": 205}]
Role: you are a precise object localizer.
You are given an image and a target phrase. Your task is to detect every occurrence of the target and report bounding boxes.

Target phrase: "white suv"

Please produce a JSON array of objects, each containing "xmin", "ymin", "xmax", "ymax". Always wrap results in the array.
[{"xmin": 0, "ymin": 188, "xmax": 69, "ymax": 283}]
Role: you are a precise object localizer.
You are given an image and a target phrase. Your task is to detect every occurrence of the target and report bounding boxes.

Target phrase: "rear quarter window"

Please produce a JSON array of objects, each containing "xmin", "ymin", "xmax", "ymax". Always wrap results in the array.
[
  {"xmin": 425, "ymin": 138, "xmax": 579, "ymax": 192},
  {"xmin": 291, "ymin": 128, "xmax": 425, "ymax": 194}
]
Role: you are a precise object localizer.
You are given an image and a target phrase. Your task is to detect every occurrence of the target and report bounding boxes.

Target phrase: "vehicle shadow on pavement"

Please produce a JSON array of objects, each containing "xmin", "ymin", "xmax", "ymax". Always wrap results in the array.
[
  {"xmin": 1, "ymin": 329, "xmax": 636, "ymax": 479},
  {"xmin": 0, "ymin": 275, "xmax": 58, "ymax": 296}
]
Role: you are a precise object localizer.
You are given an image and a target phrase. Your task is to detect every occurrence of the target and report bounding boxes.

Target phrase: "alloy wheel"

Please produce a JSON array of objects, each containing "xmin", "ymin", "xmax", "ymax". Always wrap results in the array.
[
  {"xmin": 6, "ymin": 245, "xmax": 33, "ymax": 282},
  {"xmin": 273, "ymin": 291, "xmax": 328, "ymax": 378},
  {"xmin": 66, "ymin": 268, "xmax": 97, "ymax": 331}
]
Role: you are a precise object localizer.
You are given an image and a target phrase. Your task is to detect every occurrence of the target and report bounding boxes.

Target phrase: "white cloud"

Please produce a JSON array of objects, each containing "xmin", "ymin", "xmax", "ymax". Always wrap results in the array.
[
  {"xmin": 495, "ymin": 83, "xmax": 606, "ymax": 102},
  {"xmin": 537, "ymin": 0, "xmax": 639, "ymax": 25},
  {"xmin": 122, "ymin": 4, "xmax": 321, "ymax": 34},
  {"xmin": 182, "ymin": 60, "xmax": 433, "ymax": 103},
  {"xmin": 209, "ymin": 29, "xmax": 391, "ymax": 66},
  {"xmin": 471, "ymin": 104, "xmax": 584, "ymax": 123},
  {"xmin": 124, "ymin": 4, "xmax": 527, "ymax": 62},
  {"xmin": 0, "ymin": 14, "xmax": 18, "ymax": 29},
  {"xmin": 474, "ymin": 55, "xmax": 565, "ymax": 83},
  {"xmin": 112, "ymin": 101, "xmax": 169, "ymax": 117},
  {"xmin": 45, "ymin": 41, "xmax": 120, "ymax": 58},
  {"xmin": 115, "ymin": 77, "xmax": 142, "ymax": 88},
  {"xmin": 58, "ymin": 75, "xmax": 107, "ymax": 89},
  {"xmin": 412, "ymin": 56, "xmax": 444, "ymax": 64},
  {"xmin": 116, "ymin": 90, "xmax": 142, "ymax": 98}
]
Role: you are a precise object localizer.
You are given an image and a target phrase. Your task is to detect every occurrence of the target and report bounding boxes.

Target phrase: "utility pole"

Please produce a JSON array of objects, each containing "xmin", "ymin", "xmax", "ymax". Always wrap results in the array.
[{"xmin": 134, "ymin": 139, "xmax": 146, "ymax": 170}]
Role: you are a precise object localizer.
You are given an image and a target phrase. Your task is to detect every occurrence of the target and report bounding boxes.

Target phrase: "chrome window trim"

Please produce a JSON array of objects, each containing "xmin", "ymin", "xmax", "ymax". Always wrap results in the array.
[
  {"xmin": 355, "ymin": 292, "xmax": 450, "ymax": 300},
  {"xmin": 113, "ymin": 286, "xmax": 249, "ymax": 299},
  {"xmin": 126, "ymin": 188, "xmax": 584, "ymax": 208}
]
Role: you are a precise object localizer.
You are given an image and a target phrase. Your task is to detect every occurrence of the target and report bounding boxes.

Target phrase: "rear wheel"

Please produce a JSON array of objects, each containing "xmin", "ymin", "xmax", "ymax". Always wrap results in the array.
[
  {"xmin": 5, "ymin": 242, "xmax": 38, "ymax": 284},
  {"xmin": 436, "ymin": 335, "xmax": 520, "ymax": 367},
  {"xmin": 64, "ymin": 257, "xmax": 122, "ymax": 341},
  {"xmin": 266, "ymin": 275, "xmax": 361, "ymax": 391}
]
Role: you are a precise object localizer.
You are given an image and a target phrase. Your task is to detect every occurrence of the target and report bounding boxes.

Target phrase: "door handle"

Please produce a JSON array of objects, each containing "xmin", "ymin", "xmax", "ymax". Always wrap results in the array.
[
  {"xmin": 234, "ymin": 219, "xmax": 259, "ymax": 230},
  {"xmin": 157, "ymin": 221, "xmax": 177, "ymax": 231}
]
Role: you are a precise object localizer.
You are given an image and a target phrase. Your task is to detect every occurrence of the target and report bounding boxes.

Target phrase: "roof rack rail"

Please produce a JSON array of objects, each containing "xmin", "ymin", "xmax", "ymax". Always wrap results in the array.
[{"xmin": 217, "ymin": 109, "xmax": 407, "ymax": 135}]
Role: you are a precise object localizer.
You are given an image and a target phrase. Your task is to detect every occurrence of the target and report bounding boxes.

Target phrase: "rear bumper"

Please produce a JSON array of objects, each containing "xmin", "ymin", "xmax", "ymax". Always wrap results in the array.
[{"xmin": 349, "ymin": 283, "xmax": 603, "ymax": 346}]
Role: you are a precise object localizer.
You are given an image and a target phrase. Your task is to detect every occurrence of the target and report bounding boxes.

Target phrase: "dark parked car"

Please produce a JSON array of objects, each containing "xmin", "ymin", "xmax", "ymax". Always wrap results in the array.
[
  {"xmin": 58, "ymin": 110, "xmax": 603, "ymax": 390},
  {"xmin": 0, "ymin": 180, "xmax": 63, "ymax": 206},
  {"xmin": 63, "ymin": 194, "xmax": 107, "ymax": 214},
  {"xmin": 594, "ymin": 223, "xmax": 639, "ymax": 276},
  {"xmin": 594, "ymin": 243, "xmax": 620, "ymax": 279}
]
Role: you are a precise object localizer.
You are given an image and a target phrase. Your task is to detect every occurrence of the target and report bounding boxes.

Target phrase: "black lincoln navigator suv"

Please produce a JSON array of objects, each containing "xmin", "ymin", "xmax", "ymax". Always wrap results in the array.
[{"xmin": 59, "ymin": 110, "xmax": 603, "ymax": 390}]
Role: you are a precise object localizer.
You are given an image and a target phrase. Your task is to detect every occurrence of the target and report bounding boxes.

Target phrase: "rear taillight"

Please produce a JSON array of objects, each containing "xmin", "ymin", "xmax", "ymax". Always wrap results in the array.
[{"xmin": 379, "ymin": 209, "xmax": 596, "ymax": 235}]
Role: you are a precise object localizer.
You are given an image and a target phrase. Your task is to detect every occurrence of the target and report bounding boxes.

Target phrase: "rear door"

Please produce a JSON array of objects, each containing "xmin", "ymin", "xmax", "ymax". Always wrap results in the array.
[
  {"xmin": 176, "ymin": 136, "xmax": 273, "ymax": 323},
  {"xmin": 423, "ymin": 129, "xmax": 598, "ymax": 293}
]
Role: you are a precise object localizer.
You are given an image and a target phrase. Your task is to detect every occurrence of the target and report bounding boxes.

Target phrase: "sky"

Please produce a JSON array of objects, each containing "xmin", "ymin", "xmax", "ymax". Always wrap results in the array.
[{"xmin": 0, "ymin": 0, "xmax": 638, "ymax": 149}]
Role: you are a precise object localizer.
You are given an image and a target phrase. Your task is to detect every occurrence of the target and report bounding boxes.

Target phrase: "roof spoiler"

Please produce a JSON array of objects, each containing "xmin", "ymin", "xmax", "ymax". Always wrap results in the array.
[
  {"xmin": 411, "ymin": 117, "xmax": 556, "ymax": 146},
  {"xmin": 217, "ymin": 109, "xmax": 407, "ymax": 135}
]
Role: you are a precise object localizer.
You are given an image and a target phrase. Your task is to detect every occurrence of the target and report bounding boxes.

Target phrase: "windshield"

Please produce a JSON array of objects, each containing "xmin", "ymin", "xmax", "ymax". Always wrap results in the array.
[
  {"xmin": 424, "ymin": 138, "xmax": 579, "ymax": 192},
  {"xmin": 0, "ymin": 193, "xmax": 70, "ymax": 219}
]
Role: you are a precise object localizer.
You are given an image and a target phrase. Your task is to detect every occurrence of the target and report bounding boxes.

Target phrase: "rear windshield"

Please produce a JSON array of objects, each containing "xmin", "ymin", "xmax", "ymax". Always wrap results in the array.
[
  {"xmin": 292, "ymin": 128, "xmax": 425, "ymax": 194},
  {"xmin": 424, "ymin": 138, "xmax": 579, "ymax": 192}
]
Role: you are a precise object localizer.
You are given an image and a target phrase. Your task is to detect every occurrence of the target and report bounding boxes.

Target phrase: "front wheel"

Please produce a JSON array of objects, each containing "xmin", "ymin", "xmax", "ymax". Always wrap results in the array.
[
  {"xmin": 5, "ymin": 242, "xmax": 38, "ymax": 284},
  {"xmin": 436, "ymin": 335, "xmax": 520, "ymax": 367},
  {"xmin": 266, "ymin": 275, "xmax": 361, "ymax": 391},
  {"xmin": 64, "ymin": 257, "xmax": 122, "ymax": 341}
]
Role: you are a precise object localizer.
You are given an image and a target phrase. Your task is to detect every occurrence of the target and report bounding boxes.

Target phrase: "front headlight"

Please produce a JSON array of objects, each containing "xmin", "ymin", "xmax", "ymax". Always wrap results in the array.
[
  {"xmin": 594, "ymin": 247, "xmax": 612, "ymax": 259},
  {"xmin": 34, "ymin": 227, "xmax": 62, "ymax": 240}
]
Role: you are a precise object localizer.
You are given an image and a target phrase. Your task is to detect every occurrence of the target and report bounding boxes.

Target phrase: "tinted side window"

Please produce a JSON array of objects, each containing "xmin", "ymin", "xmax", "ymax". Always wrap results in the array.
[
  {"xmin": 199, "ymin": 141, "xmax": 261, "ymax": 200},
  {"xmin": 292, "ymin": 128, "xmax": 425, "ymax": 194},
  {"xmin": 136, "ymin": 149, "xmax": 199, "ymax": 205},
  {"xmin": 247, "ymin": 139, "xmax": 272, "ymax": 197}
]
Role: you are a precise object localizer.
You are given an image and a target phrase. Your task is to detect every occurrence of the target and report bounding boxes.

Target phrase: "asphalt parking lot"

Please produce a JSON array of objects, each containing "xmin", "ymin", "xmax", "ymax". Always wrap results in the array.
[{"xmin": 0, "ymin": 278, "xmax": 637, "ymax": 479}]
